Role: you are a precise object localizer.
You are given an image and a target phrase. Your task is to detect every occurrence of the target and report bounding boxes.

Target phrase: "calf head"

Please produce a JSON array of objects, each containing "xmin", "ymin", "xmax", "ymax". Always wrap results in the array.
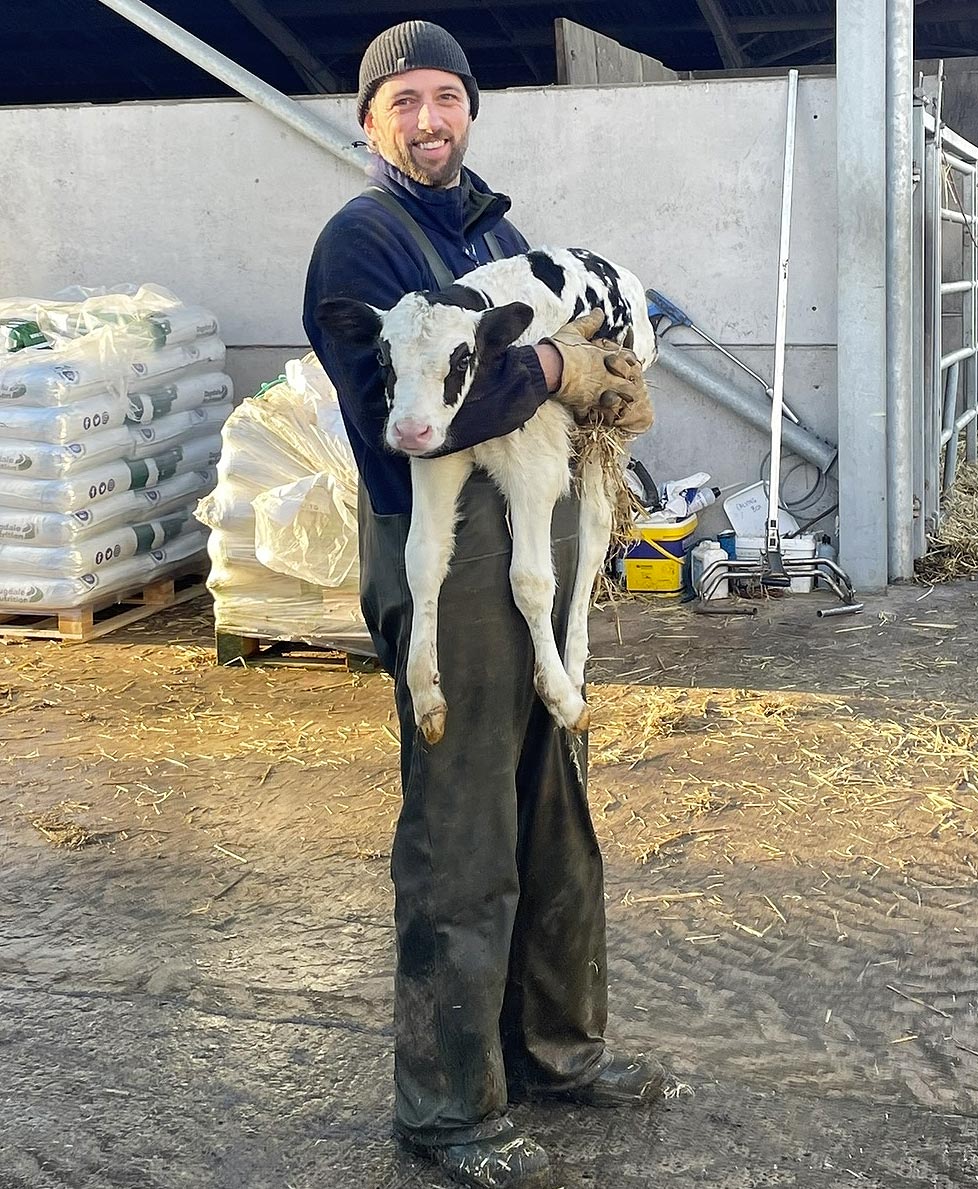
[{"xmin": 316, "ymin": 291, "xmax": 533, "ymax": 455}]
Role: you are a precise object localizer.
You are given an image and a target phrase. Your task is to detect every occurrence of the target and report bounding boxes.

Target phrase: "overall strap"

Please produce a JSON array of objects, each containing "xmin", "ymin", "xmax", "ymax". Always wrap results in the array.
[
  {"xmin": 484, "ymin": 230, "xmax": 505, "ymax": 261},
  {"xmin": 362, "ymin": 185, "xmax": 455, "ymax": 290}
]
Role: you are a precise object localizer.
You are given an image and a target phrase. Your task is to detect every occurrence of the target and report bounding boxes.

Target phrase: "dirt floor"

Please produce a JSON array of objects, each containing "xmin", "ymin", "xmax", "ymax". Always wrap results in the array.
[{"xmin": 2, "ymin": 580, "xmax": 978, "ymax": 1188}]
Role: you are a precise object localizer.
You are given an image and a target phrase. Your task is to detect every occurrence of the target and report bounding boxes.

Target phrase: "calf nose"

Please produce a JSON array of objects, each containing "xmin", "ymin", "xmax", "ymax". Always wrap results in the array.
[{"xmin": 391, "ymin": 419, "xmax": 434, "ymax": 452}]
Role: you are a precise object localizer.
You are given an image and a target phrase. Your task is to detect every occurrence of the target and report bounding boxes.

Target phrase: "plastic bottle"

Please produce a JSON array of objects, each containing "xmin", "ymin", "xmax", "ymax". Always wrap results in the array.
[
  {"xmin": 691, "ymin": 540, "xmax": 729, "ymax": 599},
  {"xmin": 683, "ymin": 486, "xmax": 722, "ymax": 515}
]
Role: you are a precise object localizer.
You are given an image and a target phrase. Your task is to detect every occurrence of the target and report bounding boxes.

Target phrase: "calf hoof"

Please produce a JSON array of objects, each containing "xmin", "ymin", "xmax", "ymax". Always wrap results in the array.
[
  {"xmin": 571, "ymin": 704, "xmax": 591, "ymax": 733},
  {"xmin": 418, "ymin": 706, "xmax": 447, "ymax": 745}
]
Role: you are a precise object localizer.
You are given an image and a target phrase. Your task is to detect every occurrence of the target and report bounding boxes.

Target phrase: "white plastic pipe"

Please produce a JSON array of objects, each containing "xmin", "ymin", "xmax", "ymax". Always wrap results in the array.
[{"xmin": 766, "ymin": 69, "xmax": 799, "ymax": 556}]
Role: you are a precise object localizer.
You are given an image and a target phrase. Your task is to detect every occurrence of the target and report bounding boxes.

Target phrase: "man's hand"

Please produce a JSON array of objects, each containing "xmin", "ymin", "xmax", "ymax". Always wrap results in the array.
[{"xmin": 541, "ymin": 309, "xmax": 654, "ymax": 434}]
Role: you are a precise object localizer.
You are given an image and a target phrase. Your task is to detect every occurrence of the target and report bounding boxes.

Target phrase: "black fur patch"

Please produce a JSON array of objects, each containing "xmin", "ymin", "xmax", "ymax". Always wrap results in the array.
[
  {"xmin": 377, "ymin": 339, "xmax": 397, "ymax": 409},
  {"xmin": 527, "ymin": 251, "xmax": 567, "ymax": 297},
  {"xmin": 572, "ymin": 249, "xmax": 632, "ymax": 341},
  {"xmin": 423, "ymin": 285, "xmax": 492, "ymax": 311},
  {"xmin": 571, "ymin": 295, "xmax": 586, "ymax": 319},
  {"xmin": 474, "ymin": 303, "xmax": 535, "ymax": 361},
  {"xmin": 442, "ymin": 342, "xmax": 472, "ymax": 407},
  {"xmin": 568, "ymin": 247, "xmax": 620, "ymax": 288},
  {"xmin": 315, "ymin": 298, "xmax": 382, "ymax": 344}
]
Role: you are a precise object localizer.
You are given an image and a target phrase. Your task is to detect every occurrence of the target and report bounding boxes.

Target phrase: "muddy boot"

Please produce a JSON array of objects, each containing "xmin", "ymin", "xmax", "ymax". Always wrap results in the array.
[
  {"xmin": 515, "ymin": 1053, "xmax": 666, "ymax": 1109},
  {"xmin": 401, "ymin": 1133, "xmax": 553, "ymax": 1189},
  {"xmin": 555, "ymin": 1053, "xmax": 666, "ymax": 1108}
]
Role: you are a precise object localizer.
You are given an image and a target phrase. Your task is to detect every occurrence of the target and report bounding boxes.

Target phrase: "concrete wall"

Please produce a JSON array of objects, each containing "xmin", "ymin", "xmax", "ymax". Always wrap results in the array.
[
  {"xmin": 0, "ymin": 77, "xmax": 839, "ymax": 530},
  {"xmin": 919, "ymin": 58, "xmax": 978, "ymax": 147}
]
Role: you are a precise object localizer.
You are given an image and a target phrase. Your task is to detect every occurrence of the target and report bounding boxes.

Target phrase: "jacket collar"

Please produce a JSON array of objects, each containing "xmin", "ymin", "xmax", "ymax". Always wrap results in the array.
[{"xmin": 367, "ymin": 156, "xmax": 512, "ymax": 239}]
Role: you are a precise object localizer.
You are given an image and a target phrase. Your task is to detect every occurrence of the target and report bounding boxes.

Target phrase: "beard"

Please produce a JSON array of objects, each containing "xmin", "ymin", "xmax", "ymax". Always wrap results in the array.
[{"xmin": 390, "ymin": 129, "xmax": 470, "ymax": 188}]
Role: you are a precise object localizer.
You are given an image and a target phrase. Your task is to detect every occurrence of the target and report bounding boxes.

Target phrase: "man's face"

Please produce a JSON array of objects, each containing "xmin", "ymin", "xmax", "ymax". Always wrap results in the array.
[{"xmin": 364, "ymin": 68, "xmax": 472, "ymax": 188}]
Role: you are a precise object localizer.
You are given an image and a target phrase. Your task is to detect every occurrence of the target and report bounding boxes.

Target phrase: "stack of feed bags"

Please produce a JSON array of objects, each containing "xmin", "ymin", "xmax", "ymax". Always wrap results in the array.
[
  {"xmin": 0, "ymin": 286, "xmax": 231, "ymax": 610},
  {"xmin": 196, "ymin": 352, "xmax": 372, "ymax": 653}
]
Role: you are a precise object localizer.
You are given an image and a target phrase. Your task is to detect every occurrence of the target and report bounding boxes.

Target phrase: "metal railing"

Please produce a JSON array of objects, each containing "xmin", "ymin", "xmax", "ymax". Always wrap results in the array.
[{"xmin": 918, "ymin": 106, "xmax": 978, "ymax": 548}]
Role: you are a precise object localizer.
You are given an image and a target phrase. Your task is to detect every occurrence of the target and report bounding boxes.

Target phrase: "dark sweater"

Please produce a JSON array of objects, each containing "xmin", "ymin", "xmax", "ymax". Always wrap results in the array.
[{"xmin": 302, "ymin": 157, "xmax": 550, "ymax": 515}]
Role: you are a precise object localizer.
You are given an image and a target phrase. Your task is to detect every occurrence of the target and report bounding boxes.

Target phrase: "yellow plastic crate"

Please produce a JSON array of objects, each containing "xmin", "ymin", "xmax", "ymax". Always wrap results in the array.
[{"xmin": 622, "ymin": 513, "xmax": 698, "ymax": 594}]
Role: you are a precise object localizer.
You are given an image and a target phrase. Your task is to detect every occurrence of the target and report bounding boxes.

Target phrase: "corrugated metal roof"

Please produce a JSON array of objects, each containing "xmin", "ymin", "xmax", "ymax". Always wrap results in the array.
[{"xmin": 3, "ymin": 0, "xmax": 976, "ymax": 106}]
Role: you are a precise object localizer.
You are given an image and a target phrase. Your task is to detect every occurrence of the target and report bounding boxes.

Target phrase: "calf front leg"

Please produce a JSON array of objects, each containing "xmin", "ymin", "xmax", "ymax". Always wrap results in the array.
[
  {"xmin": 507, "ymin": 472, "xmax": 590, "ymax": 734},
  {"xmin": 406, "ymin": 453, "xmax": 473, "ymax": 744},
  {"xmin": 563, "ymin": 450, "xmax": 615, "ymax": 693}
]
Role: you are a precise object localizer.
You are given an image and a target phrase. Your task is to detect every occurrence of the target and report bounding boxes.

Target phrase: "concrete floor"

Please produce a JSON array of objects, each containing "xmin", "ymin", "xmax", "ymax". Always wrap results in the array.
[{"xmin": 2, "ymin": 582, "xmax": 978, "ymax": 1188}]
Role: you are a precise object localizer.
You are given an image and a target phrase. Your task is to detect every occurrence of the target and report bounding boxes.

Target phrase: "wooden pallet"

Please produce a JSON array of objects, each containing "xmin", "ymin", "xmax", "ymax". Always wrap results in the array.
[
  {"xmin": 0, "ymin": 565, "xmax": 207, "ymax": 643},
  {"xmin": 215, "ymin": 629, "xmax": 379, "ymax": 671}
]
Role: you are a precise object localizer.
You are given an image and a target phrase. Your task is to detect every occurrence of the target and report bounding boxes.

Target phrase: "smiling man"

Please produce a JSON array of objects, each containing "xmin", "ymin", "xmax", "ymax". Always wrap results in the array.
[
  {"xmin": 363, "ymin": 68, "xmax": 471, "ymax": 188},
  {"xmin": 303, "ymin": 21, "xmax": 658, "ymax": 1189}
]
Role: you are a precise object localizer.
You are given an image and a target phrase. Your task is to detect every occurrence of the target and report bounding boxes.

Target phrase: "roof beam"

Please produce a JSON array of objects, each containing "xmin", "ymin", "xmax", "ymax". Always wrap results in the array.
[
  {"xmin": 226, "ymin": 0, "xmax": 340, "ymax": 92},
  {"xmin": 278, "ymin": 0, "xmax": 978, "ymax": 34},
  {"xmin": 692, "ymin": 0, "xmax": 747, "ymax": 67},
  {"xmin": 754, "ymin": 33, "xmax": 836, "ymax": 68}
]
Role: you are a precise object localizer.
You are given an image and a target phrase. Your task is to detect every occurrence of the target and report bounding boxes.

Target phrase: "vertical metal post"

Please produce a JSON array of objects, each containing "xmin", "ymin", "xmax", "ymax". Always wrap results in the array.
[
  {"xmin": 923, "ymin": 131, "xmax": 942, "ymax": 535},
  {"xmin": 766, "ymin": 69, "xmax": 799, "ymax": 562},
  {"xmin": 837, "ymin": 0, "xmax": 889, "ymax": 591},
  {"xmin": 967, "ymin": 166, "xmax": 978, "ymax": 462},
  {"xmin": 885, "ymin": 0, "xmax": 915, "ymax": 580},
  {"xmin": 911, "ymin": 102, "xmax": 927, "ymax": 559},
  {"xmin": 942, "ymin": 359, "xmax": 960, "ymax": 488}
]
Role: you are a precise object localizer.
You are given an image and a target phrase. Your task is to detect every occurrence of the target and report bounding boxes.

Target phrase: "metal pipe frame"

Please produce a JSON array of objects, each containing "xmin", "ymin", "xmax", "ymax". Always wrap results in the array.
[
  {"xmin": 837, "ymin": 0, "xmax": 890, "ymax": 592},
  {"xmin": 941, "ymin": 344, "xmax": 978, "ymax": 370},
  {"xmin": 917, "ymin": 82, "xmax": 978, "ymax": 535},
  {"xmin": 886, "ymin": 0, "xmax": 915, "ymax": 581},
  {"xmin": 941, "ymin": 359, "xmax": 960, "ymax": 489},
  {"xmin": 911, "ymin": 101, "xmax": 927, "ymax": 559},
  {"xmin": 942, "ymin": 208, "xmax": 978, "ymax": 227},
  {"xmin": 941, "ymin": 280, "xmax": 975, "ymax": 295},
  {"xmin": 93, "ymin": 0, "xmax": 368, "ymax": 172},
  {"xmin": 966, "ymin": 164, "xmax": 978, "ymax": 462},
  {"xmin": 696, "ymin": 556, "xmax": 857, "ymax": 604},
  {"xmin": 654, "ymin": 341, "xmax": 837, "ymax": 472},
  {"xmin": 944, "ymin": 156, "xmax": 977, "ymax": 177},
  {"xmin": 923, "ymin": 129, "xmax": 942, "ymax": 535}
]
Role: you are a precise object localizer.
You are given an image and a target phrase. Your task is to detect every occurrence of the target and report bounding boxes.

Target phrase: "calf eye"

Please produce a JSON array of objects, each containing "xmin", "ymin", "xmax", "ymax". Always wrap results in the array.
[{"xmin": 447, "ymin": 343, "xmax": 471, "ymax": 376}]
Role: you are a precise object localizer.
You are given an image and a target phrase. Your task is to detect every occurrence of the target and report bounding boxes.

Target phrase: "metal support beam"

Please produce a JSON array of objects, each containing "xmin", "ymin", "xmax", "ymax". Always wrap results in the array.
[
  {"xmin": 655, "ymin": 342, "xmax": 838, "ymax": 472},
  {"xmin": 226, "ymin": 0, "xmax": 340, "ymax": 93},
  {"xmin": 92, "ymin": 0, "xmax": 367, "ymax": 172},
  {"xmin": 692, "ymin": 0, "xmax": 748, "ymax": 68},
  {"xmin": 886, "ymin": 0, "xmax": 916, "ymax": 580},
  {"xmin": 837, "ymin": 0, "xmax": 889, "ymax": 592}
]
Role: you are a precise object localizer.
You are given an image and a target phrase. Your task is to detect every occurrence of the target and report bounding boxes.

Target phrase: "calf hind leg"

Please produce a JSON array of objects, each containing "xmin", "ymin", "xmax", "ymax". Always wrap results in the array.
[
  {"xmin": 507, "ymin": 481, "xmax": 590, "ymax": 733},
  {"xmin": 563, "ymin": 452, "xmax": 615, "ymax": 693},
  {"xmin": 405, "ymin": 455, "xmax": 473, "ymax": 744}
]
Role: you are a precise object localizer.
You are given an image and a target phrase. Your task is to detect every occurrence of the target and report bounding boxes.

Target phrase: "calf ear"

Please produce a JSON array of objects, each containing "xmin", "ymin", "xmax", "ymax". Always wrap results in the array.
[
  {"xmin": 475, "ymin": 302, "xmax": 534, "ymax": 357},
  {"xmin": 315, "ymin": 299, "xmax": 383, "ymax": 344}
]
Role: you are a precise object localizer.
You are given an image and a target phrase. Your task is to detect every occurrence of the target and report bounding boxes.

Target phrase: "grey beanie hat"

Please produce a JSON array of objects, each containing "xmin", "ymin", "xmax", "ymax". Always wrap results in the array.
[{"xmin": 357, "ymin": 21, "xmax": 479, "ymax": 126}]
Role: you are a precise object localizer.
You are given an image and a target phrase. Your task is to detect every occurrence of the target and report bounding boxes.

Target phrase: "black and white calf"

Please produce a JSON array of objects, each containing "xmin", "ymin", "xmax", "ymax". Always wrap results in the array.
[{"xmin": 317, "ymin": 246, "xmax": 657, "ymax": 744}]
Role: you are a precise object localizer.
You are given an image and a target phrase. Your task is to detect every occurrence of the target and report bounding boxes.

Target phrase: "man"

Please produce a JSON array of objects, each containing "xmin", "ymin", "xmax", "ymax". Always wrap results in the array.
[{"xmin": 303, "ymin": 22, "xmax": 661, "ymax": 1189}]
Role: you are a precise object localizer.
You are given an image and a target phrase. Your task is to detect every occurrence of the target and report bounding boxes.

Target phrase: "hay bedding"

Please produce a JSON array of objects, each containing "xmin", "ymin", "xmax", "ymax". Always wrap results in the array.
[
  {"xmin": 916, "ymin": 459, "xmax": 978, "ymax": 583},
  {"xmin": 29, "ymin": 801, "xmax": 99, "ymax": 849},
  {"xmin": 586, "ymin": 683, "xmax": 978, "ymax": 865}
]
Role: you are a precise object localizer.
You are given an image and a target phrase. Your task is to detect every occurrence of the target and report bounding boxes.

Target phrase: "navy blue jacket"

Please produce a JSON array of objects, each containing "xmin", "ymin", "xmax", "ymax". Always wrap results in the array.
[{"xmin": 302, "ymin": 158, "xmax": 550, "ymax": 515}]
